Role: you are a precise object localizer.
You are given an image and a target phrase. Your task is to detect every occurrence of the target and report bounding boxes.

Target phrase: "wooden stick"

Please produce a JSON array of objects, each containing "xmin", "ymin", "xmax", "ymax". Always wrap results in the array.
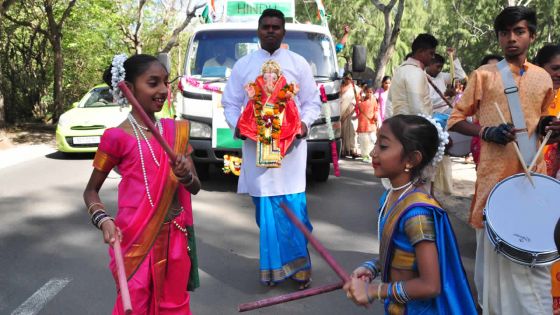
[
  {"xmin": 493, "ymin": 102, "xmax": 535, "ymax": 187},
  {"xmin": 280, "ymin": 203, "xmax": 350, "ymax": 282},
  {"xmin": 113, "ymin": 238, "xmax": 133, "ymax": 314},
  {"xmin": 238, "ymin": 282, "xmax": 343, "ymax": 312},
  {"xmin": 117, "ymin": 81, "xmax": 177, "ymax": 162}
]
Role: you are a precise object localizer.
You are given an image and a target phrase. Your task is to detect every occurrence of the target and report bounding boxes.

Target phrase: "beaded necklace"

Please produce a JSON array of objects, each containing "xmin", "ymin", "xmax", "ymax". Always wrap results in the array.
[
  {"xmin": 128, "ymin": 114, "xmax": 188, "ymax": 241},
  {"xmin": 128, "ymin": 113, "xmax": 163, "ymax": 207},
  {"xmin": 377, "ymin": 181, "xmax": 414, "ymax": 242}
]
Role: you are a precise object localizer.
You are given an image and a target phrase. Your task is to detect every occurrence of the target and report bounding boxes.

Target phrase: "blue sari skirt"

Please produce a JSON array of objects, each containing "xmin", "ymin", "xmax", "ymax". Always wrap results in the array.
[{"xmin": 252, "ymin": 193, "xmax": 312, "ymax": 284}]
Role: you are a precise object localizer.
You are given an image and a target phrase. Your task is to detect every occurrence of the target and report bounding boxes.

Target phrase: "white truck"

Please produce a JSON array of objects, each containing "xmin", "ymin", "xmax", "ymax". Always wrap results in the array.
[{"xmin": 175, "ymin": 12, "xmax": 349, "ymax": 181}]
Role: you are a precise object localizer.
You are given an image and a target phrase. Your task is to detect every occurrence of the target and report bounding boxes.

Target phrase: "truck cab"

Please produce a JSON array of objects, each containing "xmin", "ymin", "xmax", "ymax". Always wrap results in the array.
[{"xmin": 176, "ymin": 22, "xmax": 342, "ymax": 181}]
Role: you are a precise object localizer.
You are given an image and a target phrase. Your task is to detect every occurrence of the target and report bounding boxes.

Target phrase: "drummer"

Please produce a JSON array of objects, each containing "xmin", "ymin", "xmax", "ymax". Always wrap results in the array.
[
  {"xmin": 447, "ymin": 6, "xmax": 560, "ymax": 314},
  {"xmin": 425, "ymin": 49, "xmax": 467, "ymax": 195}
]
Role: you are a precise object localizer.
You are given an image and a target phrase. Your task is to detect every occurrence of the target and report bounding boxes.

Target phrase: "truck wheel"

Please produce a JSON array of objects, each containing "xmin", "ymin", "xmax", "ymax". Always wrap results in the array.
[
  {"xmin": 311, "ymin": 163, "xmax": 330, "ymax": 182},
  {"xmin": 195, "ymin": 163, "xmax": 210, "ymax": 181}
]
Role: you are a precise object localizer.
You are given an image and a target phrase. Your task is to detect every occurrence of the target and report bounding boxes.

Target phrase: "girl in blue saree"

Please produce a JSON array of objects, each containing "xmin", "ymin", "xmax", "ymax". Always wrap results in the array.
[{"xmin": 343, "ymin": 115, "xmax": 477, "ymax": 314}]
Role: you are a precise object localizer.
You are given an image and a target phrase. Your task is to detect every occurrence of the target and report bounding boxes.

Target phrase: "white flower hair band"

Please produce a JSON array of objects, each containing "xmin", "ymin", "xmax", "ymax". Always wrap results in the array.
[
  {"xmin": 110, "ymin": 53, "xmax": 128, "ymax": 106},
  {"xmin": 418, "ymin": 113, "xmax": 449, "ymax": 166}
]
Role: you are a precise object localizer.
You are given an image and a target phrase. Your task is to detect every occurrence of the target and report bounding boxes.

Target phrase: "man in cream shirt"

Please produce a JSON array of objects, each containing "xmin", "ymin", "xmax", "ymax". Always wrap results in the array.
[{"xmin": 385, "ymin": 33, "xmax": 438, "ymax": 117}]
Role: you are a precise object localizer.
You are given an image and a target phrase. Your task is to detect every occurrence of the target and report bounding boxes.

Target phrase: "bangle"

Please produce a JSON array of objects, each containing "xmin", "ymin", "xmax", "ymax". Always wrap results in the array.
[
  {"xmin": 97, "ymin": 216, "xmax": 114, "ymax": 229},
  {"xmin": 377, "ymin": 282, "xmax": 384, "ymax": 301},
  {"xmin": 90, "ymin": 208, "xmax": 106, "ymax": 218},
  {"xmin": 87, "ymin": 202, "xmax": 105, "ymax": 215}
]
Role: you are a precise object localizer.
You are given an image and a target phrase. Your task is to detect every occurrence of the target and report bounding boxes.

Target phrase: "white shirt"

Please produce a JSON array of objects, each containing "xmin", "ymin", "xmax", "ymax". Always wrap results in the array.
[
  {"xmin": 386, "ymin": 57, "xmax": 433, "ymax": 117},
  {"xmin": 427, "ymin": 58, "xmax": 467, "ymax": 112},
  {"xmin": 222, "ymin": 48, "xmax": 321, "ymax": 197}
]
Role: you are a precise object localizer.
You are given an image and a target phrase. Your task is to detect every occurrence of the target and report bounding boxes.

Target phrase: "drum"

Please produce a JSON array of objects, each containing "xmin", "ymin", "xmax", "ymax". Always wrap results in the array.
[
  {"xmin": 447, "ymin": 131, "xmax": 472, "ymax": 157},
  {"xmin": 484, "ymin": 173, "xmax": 560, "ymax": 266}
]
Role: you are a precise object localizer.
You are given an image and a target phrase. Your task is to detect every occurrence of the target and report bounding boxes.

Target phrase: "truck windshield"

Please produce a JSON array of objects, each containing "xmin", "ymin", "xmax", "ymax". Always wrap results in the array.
[{"xmin": 188, "ymin": 29, "xmax": 337, "ymax": 80}]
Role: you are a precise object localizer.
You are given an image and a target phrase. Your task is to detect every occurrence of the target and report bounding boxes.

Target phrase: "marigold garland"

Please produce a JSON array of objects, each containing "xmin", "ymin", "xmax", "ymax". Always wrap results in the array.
[{"xmin": 253, "ymin": 82, "xmax": 295, "ymax": 144}]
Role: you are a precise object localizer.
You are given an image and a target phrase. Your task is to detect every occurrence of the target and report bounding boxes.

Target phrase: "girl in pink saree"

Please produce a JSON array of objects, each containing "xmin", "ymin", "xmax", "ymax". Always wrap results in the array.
[{"xmin": 84, "ymin": 54, "xmax": 200, "ymax": 315}]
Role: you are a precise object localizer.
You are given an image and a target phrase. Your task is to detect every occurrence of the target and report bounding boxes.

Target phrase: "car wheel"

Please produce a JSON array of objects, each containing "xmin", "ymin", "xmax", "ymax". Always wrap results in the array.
[{"xmin": 311, "ymin": 163, "xmax": 330, "ymax": 182}]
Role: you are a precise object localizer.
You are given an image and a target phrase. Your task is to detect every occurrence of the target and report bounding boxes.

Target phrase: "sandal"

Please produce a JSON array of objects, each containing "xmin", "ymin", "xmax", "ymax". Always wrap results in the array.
[{"xmin": 297, "ymin": 279, "xmax": 312, "ymax": 290}]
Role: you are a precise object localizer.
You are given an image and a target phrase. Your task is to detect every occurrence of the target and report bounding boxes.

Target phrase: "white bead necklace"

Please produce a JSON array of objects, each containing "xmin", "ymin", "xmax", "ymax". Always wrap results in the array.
[
  {"xmin": 128, "ymin": 114, "xmax": 186, "ymax": 237},
  {"xmin": 128, "ymin": 113, "xmax": 162, "ymax": 167},
  {"xmin": 377, "ymin": 181, "xmax": 414, "ymax": 242},
  {"xmin": 128, "ymin": 114, "xmax": 163, "ymax": 207}
]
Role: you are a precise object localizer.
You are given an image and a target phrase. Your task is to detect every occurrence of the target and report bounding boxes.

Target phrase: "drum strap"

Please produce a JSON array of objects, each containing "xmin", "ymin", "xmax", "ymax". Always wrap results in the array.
[{"xmin": 496, "ymin": 59, "xmax": 537, "ymax": 165}]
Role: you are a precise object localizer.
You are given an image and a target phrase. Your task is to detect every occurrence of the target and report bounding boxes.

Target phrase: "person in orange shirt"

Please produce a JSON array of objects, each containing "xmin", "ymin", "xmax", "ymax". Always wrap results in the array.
[
  {"xmin": 448, "ymin": 6, "xmax": 560, "ymax": 314},
  {"xmin": 356, "ymin": 87, "xmax": 380, "ymax": 162},
  {"xmin": 535, "ymin": 44, "xmax": 560, "ymax": 178},
  {"xmin": 535, "ymin": 44, "xmax": 560, "ymax": 314}
]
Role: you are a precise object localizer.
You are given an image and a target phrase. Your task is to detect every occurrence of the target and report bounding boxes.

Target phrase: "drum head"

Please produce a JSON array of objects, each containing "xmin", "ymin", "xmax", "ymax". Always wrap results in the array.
[
  {"xmin": 486, "ymin": 173, "xmax": 560, "ymax": 253},
  {"xmin": 447, "ymin": 131, "xmax": 472, "ymax": 157}
]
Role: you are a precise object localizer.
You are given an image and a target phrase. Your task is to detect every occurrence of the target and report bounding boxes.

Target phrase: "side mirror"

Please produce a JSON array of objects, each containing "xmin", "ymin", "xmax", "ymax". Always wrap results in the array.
[
  {"xmin": 72, "ymin": 102, "xmax": 79, "ymax": 108},
  {"xmin": 352, "ymin": 45, "xmax": 366, "ymax": 73},
  {"xmin": 157, "ymin": 52, "xmax": 171, "ymax": 73}
]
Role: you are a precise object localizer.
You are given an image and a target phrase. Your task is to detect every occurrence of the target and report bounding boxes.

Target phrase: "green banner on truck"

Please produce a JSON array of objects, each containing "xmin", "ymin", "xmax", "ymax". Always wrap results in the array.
[{"xmin": 226, "ymin": 1, "xmax": 294, "ymax": 19}]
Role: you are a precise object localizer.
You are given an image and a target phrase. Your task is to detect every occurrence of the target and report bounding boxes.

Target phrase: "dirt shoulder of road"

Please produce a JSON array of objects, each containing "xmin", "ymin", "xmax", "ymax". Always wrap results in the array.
[{"xmin": 0, "ymin": 123, "xmax": 56, "ymax": 150}]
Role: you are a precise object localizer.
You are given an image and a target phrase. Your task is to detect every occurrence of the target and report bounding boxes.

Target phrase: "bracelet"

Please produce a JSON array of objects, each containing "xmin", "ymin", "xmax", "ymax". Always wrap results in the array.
[
  {"xmin": 97, "ymin": 216, "xmax": 114, "ymax": 229},
  {"xmin": 90, "ymin": 208, "xmax": 106, "ymax": 218},
  {"xmin": 377, "ymin": 282, "xmax": 384, "ymax": 301},
  {"xmin": 87, "ymin": 202, "xmax": 105, "ymax": 215}
]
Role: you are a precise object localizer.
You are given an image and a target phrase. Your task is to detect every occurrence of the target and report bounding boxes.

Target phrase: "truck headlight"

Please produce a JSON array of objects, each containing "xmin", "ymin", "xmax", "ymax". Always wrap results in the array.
[
  {"xmin": 189, "ymin": 120, "xmax": 211, "ymax": 139},
  {"xmin": 308, "ymin": 121, "xmax": 341, "ymax": 140}
]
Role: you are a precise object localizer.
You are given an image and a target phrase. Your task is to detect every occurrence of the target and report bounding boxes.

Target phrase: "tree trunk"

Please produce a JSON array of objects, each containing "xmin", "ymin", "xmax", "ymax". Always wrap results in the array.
[
  {"xmin": 160, "ymin": 0, "xmax": 205, "ymax": 54},
  {"xmin": 51, "ymin": 38, "xmax": 63, "ymax": 122},
  {"xmin": 371, "ymin": 0, "xmax": 405, "ymax": 88}
]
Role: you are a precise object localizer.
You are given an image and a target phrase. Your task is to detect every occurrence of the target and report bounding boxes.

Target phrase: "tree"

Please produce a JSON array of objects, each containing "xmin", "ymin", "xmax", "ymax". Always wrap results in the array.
[{"xmin": 370, "ymin": 0, "xmax": 405, "ymax": 87}]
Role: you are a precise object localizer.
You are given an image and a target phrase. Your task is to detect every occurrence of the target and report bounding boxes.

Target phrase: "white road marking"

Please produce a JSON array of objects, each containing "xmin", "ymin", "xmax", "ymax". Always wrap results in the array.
[{"xmin": 11, "ymin": 278, "xmax": 71, "ymax": 315}]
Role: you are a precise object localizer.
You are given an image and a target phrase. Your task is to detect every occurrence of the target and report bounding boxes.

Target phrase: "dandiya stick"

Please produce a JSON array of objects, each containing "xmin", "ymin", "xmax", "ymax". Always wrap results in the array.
[
  {"xmin": 113, "ymin": 238, "xmax": 133, "ymax": 314},
  {"xmin": 117, "ymin": 81, "xmax": 177, "ymax": 162},
  {"xmin": 493, "ymin": 102, "xmax": 535, "ymax": 187},
  {"xmin": 238, "ymin": 282, "xmax": 343, "ymax": 312},
  {"xmin": 280, "ymin": 203, "xmax": 350, "ymax": 282},
  {"xmin": 528, "ymin": 89, "xmax": 560, "ymax": 172}
]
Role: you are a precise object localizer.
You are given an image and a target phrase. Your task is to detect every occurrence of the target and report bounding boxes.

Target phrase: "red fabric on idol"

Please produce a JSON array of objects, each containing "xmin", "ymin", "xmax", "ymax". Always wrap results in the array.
[{"xmin": 237, "ymin": 75, "xmax": 301, "ymax": 157}]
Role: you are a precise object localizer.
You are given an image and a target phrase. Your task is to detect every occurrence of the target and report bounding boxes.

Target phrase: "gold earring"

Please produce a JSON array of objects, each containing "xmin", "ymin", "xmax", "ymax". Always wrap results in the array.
[{"xmin": 404, "ymin": 165, "xmax": 411, "ymax": 172}]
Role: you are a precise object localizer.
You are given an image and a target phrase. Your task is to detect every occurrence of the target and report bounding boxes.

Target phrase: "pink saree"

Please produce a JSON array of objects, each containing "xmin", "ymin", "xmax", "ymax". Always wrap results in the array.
[{"xmin": 93, "ymin": 119, "xmax": 194, "ymax": 315}]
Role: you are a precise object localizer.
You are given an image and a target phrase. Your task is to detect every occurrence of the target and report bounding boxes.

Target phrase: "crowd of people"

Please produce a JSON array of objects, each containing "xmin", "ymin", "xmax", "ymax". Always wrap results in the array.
[{"xmin": 83, "ymin": 6, "xmax": 560, "ymax": 315}]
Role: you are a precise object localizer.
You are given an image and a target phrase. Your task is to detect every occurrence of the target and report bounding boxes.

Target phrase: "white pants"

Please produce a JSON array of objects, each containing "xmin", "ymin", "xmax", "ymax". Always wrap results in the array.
[
  {"xmin": 357, "ymin": 132, "xmax": 376, "ymax": 159},
  {"xmin": 475, "ymin": 229, "xmax": 552, "ymax": 315}
]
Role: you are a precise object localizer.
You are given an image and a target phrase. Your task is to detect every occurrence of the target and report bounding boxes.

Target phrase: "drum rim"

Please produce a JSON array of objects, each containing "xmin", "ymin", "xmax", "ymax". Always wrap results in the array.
[
  {"xmin": 484, "ymin": 173, "xmax": 560, "ymax": 266},
  {"xmin": 484, "ymin": 220, "xmax": 559, "ymax": 266}
]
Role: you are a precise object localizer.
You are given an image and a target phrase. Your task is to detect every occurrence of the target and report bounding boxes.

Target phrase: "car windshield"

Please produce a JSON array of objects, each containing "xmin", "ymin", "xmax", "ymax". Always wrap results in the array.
[
  {"xmin": 188, "ymin": 29, "xmax": 337, "ymax": 80},
  {"xmin": 82, "ymin": 87, "xmax": 118, "ymax": 108}
]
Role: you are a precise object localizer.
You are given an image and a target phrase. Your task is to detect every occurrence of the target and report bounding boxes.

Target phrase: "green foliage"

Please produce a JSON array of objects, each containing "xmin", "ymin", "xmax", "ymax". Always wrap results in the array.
[{"xmin": 324, "ymin": 0, "xmax": 560, "ymax": 84}]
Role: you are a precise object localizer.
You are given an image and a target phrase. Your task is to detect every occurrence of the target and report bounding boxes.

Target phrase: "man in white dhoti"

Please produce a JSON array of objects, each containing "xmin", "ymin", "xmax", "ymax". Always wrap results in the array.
[
  {"xmin": 426, "ymin": 50, "xmax": 467, "ymax": 194},
  {"xmin": 222, "ymin": 8, "xmax": 321, "ymax": 289}
]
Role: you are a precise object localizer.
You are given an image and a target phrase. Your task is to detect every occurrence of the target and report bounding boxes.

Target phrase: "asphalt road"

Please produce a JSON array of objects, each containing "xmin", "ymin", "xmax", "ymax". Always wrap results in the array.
[{"xmin": 0, "ymin": 149, "xmax": 476, "ymax": 315}]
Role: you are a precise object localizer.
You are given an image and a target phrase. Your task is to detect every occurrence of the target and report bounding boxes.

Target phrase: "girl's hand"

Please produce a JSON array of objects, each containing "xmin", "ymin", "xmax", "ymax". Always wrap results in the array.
[
  {"xmin": 343, "ymin": 277, "xmax": 371, "ymax": 306},
  {"xmin": 172, "ymin": 154, "xmax": 194, "ymax": 183},
  {"xmin": 351, "ymin": 266, "xmax": 374, "ymax": 282},
  {"xmin": 101, "ymin": 220, "xmax": 121, "ymax": 245}
]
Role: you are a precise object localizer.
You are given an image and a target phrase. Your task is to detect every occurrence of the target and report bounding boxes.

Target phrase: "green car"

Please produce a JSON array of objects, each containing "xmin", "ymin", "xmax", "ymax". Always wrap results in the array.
[{"xmin": 56, "ymin": 85, "xmax": 130, "ymax": 153}]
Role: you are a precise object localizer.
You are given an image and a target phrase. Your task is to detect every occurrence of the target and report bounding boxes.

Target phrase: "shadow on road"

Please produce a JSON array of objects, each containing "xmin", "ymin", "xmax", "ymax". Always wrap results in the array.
[{"xmin": 45, "ymin": 151, "xmax": 95, "ymax": 160}]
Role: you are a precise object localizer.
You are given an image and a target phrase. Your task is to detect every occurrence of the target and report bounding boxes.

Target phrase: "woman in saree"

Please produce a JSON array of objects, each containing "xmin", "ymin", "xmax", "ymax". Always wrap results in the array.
[
  {"xmin": 340, "ymin": 74, "xmax": 361, "ymax": 158},
  {"xmin": 343, "ymin": 115, "xmax": 476, "ymax": 314},
  {"xmin": 83, "ymin": 54, "xmax": 200, "ymax": 314}
]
